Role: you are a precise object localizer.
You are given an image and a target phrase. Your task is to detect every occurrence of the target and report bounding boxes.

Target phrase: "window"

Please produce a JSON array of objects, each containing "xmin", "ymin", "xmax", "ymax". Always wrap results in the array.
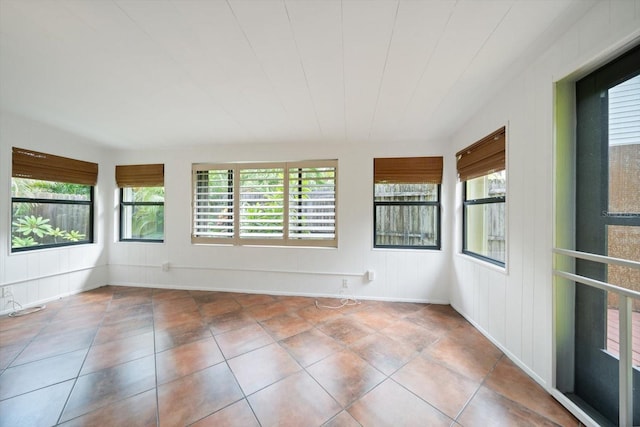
[
  {"xmin": 192, "ymin": 160, "xmax": 337, "ymax": 247},
  {"xmin": 116, "ymin": 164, "xmax": 165, "ymax": 242},
  {"xmin": 373, "ymin": 157, "xmax": 442, "ymax": 249},
  {"xmin": 457, "ymin": 127, "xmax": 506, "ymax": 265},
  {"xmin": 11, "ymin": 147, "xmax": 97, "ymax": 252}
]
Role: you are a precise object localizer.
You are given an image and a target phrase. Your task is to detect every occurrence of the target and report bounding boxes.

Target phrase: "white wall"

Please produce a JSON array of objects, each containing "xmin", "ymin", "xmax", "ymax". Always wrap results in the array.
[
  {"xmin": 448, "ymin": 0, "xmax": 640, "ymax": 393},
  {"xmin": 0, "ymin": 112, "xmax": 111, "ymax": 314},
  {"xmin": 0, "ymin": 95, "xmax": 453, "ymax": 312},
  {"xmin": 108, "ymin": 140, "xmax": 452, "ymax": 303}
]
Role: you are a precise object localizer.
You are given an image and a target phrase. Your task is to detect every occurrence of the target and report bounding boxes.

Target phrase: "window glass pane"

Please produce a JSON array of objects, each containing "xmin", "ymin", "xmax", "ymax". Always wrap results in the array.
[
  {"xmin": 606, "ymin": 225, "xmax": 640, "ymax": 365},
  {"xmin": 603, "ymin": 74, "xmax": 640, "ymax": 363},
  {"xmin": 289, "ymin": 166, "xmax": 336, "ymax": 240},
  {"xmin": 465, "ymin": 170, "xmax": 506, "ymax": 200},
  {"xmin": 121, "ymin": 204, "xmax": 164, "ymax": 240},
  {"xmin": 608, "ymin": 74, "xmax": 640, "ymax": 214},
  {"xmin": 12, "ymin": 202, "xmax": 91, "ymax": 249},
  {"xmin": 239, "ymin": 168, "xmax": 284, "ymax": 239},
  {"xmin": 122, "ymin": 187, "xmax": 165, "ymax": 203},
  {"xmin": 11, "ymin": 178, "xmax": 90, "ymax": 201},
  {"xmin": 465, "ymin": 202, "xmax": 505, "ymax": 262},
  {"xmin": 374, "ymin": 183, "xmax": 438, "ymax": 202},
  {"xmin": 375, "ymin": 205, "xmax": 437, "ymax": 247},
  {"xmin": 193, "ymin": 169, "xmax": 234, "ymax": 239},
  {"xmin": 11, "ymin": 178, "xmax": 92, "ymax": 251}
]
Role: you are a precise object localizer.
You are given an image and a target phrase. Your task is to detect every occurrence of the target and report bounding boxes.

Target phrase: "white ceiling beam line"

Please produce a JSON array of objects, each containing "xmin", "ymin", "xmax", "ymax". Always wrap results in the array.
[
  {"xmin": 368, "ymin": 0, "xmax": 401, "ymax": 141},
  {"xmin": 341, "ymin": 0, "xmax": 347, "ymax": 142},
  {"xmin": 226, "ymin": 0, "xmax": 290, "ymax": 123},
  {"xmin": 283, "ymin": 0, "xmax": 324, "ymax": 140},
  {"xmin": 392, "ymin": 0, "xmax": 458, "ymax": 141},
  {"xmin": 0, "ymin": 0, "xmax": 597, "ymax": 148},
  {"xmin": 112, "ymin": 0, "xmax": 255, "ymax": 145},
  {"xmin": 423, "ymin": 1, "xmax": 514, "ymax": 129}
]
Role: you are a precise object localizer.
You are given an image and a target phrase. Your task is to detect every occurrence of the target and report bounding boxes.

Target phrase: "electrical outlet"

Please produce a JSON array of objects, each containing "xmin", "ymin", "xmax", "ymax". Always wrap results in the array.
[{"xmin": 342, "ymin": 279, "xmax": 349, "ymax": 288}]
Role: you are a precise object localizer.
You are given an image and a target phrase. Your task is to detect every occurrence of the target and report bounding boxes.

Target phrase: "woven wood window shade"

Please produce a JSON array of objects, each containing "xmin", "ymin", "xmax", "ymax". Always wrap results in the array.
[
  {"xmin": 456, "ymin": 127, "xmax": 506, "ymax": 181},
  {"xmin": 116, "ymin": 164, "xmax": 164, "ymax": 187},
  {"xmin": 374, "ymin": 156, "xmax": 443, "ymax": 184},
  {"xmin": 12, "ymin": 147, "xmax": 98, "ymax": 186}
]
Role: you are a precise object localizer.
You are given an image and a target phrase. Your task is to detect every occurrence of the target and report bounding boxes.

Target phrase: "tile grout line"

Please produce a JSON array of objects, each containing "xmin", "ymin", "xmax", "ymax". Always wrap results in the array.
[
  {"xmin": 379, "ymin": 325, "xmax": 465, "ymax": 425},
  {"xmin": 180, "ymin": 290, "xmax": 252, "ymax": 426},
  {"xmin": 212, "ymin": 293, "xmax": 263, "ymax": 427},
  {"xmin": 152, "ymin": 290, "xmax": 160, "ymax": 427},
  {"xmin": 55, "ymin": 291, "xmax": 113, "ymax": 426},
  {"xmin": 451, "ymin": 352, "xmax": 505, "ymax": 424},
  {"xmin": 1, "ymin": 299, "xmax": 65, "ymax": 374}
]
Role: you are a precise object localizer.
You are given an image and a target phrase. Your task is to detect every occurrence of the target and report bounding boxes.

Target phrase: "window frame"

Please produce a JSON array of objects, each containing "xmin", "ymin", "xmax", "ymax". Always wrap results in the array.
[
  {"xmin": 11, "ymin": 182, "xmax": 94, "ymax": 253},
  {"xmin": 191, "ymin": 160, "xmax": 338, "ymax": 248},
  {"xmin": 373, "ymin": 184, "xmax": 441, "ymax": 250},
  {"xmin": 372, "ymin": 156, "xmax": 443, "ymax": 250},
  {"xmin": 11, "ymin": 147, "xmax": 98, "ymax": 253},
  {"xmin": 457, "ymin": 127, "xmax": 507, "ymax": 267},
  {"xmin": 462, "ymin": 177, "xmax": 506, "ymax": 266},
  {"xmin": 119, "ymin": 187, "xmax": 165, "ymax": 243}
]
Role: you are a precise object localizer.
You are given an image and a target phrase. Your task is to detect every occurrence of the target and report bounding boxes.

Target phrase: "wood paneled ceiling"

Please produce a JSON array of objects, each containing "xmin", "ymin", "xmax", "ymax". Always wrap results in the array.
[{"xmin": 0, "ymin": 0, "xmax": 591, "ymax": 149}]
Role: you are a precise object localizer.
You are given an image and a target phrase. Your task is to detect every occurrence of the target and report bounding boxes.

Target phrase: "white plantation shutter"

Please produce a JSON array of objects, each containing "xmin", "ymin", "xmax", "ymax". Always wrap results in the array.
[
  {"xmin": 239, "ymin": 167, "xmax": 285, "ymax": 240},
  {"xmin": 191, "ymin": 160, "xmax": 337, "ymax": 247},
  {"xmin": 288, "ymin": 163, "xmax": 336, "ymax": 242},
  {"xmin": 192, "ymin": 167, "xmax": 234, "ymax": 242}
]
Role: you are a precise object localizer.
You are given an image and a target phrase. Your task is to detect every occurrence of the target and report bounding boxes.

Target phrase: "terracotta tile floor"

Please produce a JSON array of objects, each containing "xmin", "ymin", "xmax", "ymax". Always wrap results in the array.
[{"xmin": 0, "ymin": 285, "xmax": 582, "ymax": 426}]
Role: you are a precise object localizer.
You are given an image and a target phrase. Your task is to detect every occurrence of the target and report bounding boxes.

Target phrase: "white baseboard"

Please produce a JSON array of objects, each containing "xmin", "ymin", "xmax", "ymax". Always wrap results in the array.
[
  {"xmin": 0, "ymin": 283, "xmax": 104, "ymax": 316},
  {"xmin": 108, "ymin": 281, "xmax": 450, "ymax": 305}
]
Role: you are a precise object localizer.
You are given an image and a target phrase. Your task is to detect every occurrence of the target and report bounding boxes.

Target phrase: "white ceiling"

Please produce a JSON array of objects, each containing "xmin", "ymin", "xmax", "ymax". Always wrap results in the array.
[{"xmin": 0, "ymin": 0, "xmax": 591, "ymax": 150}]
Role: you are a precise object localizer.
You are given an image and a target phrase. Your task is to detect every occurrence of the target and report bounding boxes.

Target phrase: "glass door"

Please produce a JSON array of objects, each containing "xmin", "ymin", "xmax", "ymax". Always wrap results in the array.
[{"xmin": 573, "ymin": 45, "xmax": 640, "ymax": 425}]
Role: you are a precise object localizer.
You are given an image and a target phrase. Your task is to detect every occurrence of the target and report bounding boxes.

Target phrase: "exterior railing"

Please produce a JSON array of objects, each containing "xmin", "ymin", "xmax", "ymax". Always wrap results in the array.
[{"xmin": 553, "ymin": 247, "xmax": 640, "ymax": 426}]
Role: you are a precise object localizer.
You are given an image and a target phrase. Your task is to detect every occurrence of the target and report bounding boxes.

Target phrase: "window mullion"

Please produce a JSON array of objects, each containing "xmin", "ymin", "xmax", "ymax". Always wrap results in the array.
[
  {"xmin": 375, "ymin": 201, "xmax": 438, "ymax": 206},
  {"xmin": 464, "ymin": 196, "xmax": 505, "ymax": 205},
  {"xmin": 119, "ymin": 188, "xmax": 125, "ymax": 241},
  {"xmin": 283, "ymin": 164, "xmax": 290, "ymax": 244},
  {"xmin": 233, "ymin": 166, "xmax": 240, "ymax": 244},
  {"xmin": 11, "ymin": 197, "xmax": 93, "ymax": 206}
]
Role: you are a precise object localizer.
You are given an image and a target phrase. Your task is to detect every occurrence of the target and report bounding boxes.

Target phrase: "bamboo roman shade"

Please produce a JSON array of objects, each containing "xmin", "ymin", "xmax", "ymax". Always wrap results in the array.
[
  {"xmin": 12, "ymin": 147, "xmax": 98, "ymax": 186},
  {"xmin": 374, "ymin": 156, "xmax": 443, "ymax": 184},
  {"xmin": 116, "ymin": 164, "xmax": 164, "ymax": 187},
  {"xmin": 456, "ymin": 127, "xmax": 506, "ymax": 181}
]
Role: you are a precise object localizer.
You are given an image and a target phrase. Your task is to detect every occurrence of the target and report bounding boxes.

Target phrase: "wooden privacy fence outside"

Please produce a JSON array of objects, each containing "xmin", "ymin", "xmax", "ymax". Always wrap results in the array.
[{"xmin": 375, "ymin": 185, "xmax": 438, "ymax": 247}]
